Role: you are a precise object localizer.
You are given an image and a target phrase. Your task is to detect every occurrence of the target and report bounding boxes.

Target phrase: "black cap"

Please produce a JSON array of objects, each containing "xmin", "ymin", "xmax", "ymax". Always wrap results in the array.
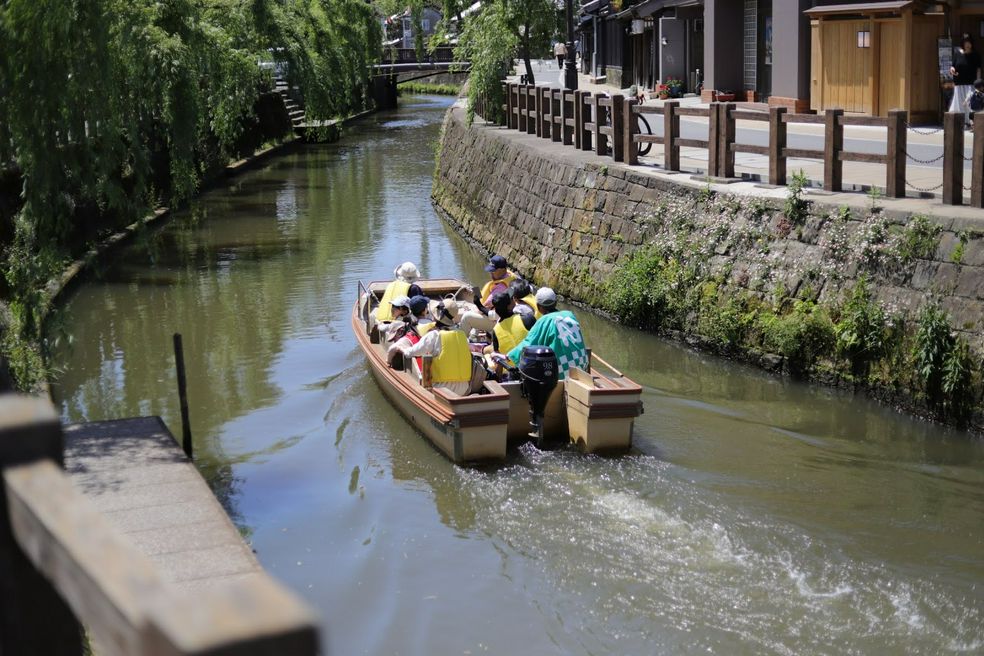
[
  {"xmin": 484, "ymin": 254, "xmax": 508, "ymax": 272},
  {"xmin": 491, "ymin": 291, "xmax": 512, "ymax": 315}
]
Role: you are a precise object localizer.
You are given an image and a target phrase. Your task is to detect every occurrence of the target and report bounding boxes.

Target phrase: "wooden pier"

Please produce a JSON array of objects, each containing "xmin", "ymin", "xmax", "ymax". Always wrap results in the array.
[
  {"xmin": 63, "ymin": 417, "xmax": 262, "ymax": 593},
  {"xmin": 0, "ymin": 394, "xmax": 318, "ymax": 656}
]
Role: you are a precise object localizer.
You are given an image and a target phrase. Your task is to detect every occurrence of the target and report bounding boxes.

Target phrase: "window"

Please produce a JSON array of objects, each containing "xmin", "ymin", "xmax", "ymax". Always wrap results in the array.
[
  {"xmin": 857, "ymin": 30, "xmax": 870, "ymax": 48},
  {"xmin": 421, "ymin": 18, "xmax": 430, "ymax": 32}
]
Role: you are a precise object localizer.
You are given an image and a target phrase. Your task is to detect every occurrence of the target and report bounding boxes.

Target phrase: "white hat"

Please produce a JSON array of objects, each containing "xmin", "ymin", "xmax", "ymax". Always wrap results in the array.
[
  {"xmin": 394, "ymin": 262, "xmax": 420, "ymax": 282},
  {"xmin": 535, "ymin": 287, "xmax": 557, "ymax": 307},
  {"xmin": 429, "ymin": 298, "xmax": 460, "ymax": 326},
  {"xmin": 390, "ymin": 295, "xmax": 411, "ymax": 308}
]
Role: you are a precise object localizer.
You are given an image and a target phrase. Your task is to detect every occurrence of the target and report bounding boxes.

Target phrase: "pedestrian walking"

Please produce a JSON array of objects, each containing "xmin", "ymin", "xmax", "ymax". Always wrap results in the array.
[
  {"xmin": 950, "ymin": 35, "xmax": 982, "ymax": 126},
  {"xmin": 554, "ymin": 41, "xmax": 567, "ymax": 69}
]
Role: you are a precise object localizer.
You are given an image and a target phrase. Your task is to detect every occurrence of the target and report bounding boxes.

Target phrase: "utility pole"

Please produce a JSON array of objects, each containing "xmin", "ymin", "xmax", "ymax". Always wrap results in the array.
[{"xmin": 564, "ymin": 0, "xmax": 579, "ymax": 90}]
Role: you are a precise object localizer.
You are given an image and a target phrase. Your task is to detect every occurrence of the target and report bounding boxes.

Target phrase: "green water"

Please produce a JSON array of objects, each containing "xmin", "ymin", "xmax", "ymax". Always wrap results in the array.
[{"xmin": 51, "ymin": 95, "xmax": 984, "ymax": 655}]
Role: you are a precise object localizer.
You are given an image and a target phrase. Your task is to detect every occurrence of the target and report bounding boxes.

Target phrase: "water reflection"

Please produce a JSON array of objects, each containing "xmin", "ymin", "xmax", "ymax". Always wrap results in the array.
[{"xmin": 51, "ymin": 95, "xmax": 984, "ymax": 655}]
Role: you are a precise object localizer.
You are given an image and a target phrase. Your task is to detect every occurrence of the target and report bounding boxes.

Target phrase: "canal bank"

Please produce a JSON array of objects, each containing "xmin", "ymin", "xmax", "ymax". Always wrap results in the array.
[{"xmin": 433, "ymin": 102, "xmax": 984, "ymax": 431}]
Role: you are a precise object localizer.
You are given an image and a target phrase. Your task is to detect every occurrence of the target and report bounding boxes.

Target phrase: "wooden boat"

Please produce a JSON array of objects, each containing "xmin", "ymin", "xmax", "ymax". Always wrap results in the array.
[
  {"xmin": 353, "ymin": 278, "xmax": 510, "ymax": 463},
  {"xmin": 353, "ymin": 277, "xmax": 644, "ymax": 462}
]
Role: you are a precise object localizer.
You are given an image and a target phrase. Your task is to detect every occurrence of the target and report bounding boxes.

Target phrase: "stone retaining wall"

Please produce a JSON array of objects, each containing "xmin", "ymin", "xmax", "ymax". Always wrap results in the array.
[{"xmin": 433, "ymin": 104, "xmax": 984, "ymax": 424}]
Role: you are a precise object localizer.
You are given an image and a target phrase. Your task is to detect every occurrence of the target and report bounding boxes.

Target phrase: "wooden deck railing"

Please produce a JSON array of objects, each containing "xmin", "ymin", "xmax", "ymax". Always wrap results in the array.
[
  {"xmin": 0, "ymin": 394, "xmax": 319, "ymax": 656},
  {"xmin": 496, "ymin": 82, "xmax": 984, "ymax": 207}
]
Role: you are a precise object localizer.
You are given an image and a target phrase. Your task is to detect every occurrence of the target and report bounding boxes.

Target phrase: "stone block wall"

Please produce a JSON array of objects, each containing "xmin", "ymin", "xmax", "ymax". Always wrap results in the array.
[{"xmin": 432, "ymin": 106, "xmax": 984, "ymax": 358}]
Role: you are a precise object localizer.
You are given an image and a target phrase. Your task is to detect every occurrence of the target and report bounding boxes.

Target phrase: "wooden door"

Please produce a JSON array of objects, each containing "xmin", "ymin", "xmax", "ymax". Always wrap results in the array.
[
  {"xmin": 821, "ymin": 19, "xmax": 873, "ymax": 113},
  {"xmin": 811, "ymin": 20, "xmax": 821, "ymax": 111},
  {"xmin": 878, "ymin": 20, "xmax": 905, "ymax": 115}
]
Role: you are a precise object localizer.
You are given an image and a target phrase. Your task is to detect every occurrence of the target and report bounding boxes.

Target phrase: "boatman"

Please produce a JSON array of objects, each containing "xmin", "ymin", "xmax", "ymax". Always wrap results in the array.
[
  {"xmin": 376, "ymin": 262, "xmax": 423, "ymax": 322},
  {"xmin": 506, "ymin": 287, "xmax": 588, "ymax": 380},
  {"xmin": 398, "ymin": 299, "xmax": 483, "ymax": 395}
]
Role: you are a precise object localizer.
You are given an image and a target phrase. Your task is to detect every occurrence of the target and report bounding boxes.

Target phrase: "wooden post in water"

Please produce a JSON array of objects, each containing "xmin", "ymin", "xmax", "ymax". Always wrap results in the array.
[{"xmin": 172, "ymin": 333, "xmax": 193, "ymax": 460}]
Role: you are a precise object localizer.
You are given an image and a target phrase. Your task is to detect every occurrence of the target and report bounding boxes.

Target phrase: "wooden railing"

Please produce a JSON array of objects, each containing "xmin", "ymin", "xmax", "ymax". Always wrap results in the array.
[
  {"xmin": 0, "ymin": 394, "xmax": 319, "ymax": 656},
  {"xmin": 498, "ymin": 82, "xmax": 984, "ymax": 207},
  {"xmin": 382, "ymin": 46, "xmax": 454, "ymax": 64}
]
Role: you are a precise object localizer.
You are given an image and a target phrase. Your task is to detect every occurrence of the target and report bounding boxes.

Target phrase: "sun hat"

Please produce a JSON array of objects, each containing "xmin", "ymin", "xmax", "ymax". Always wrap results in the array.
[
  {"xmin": 429, "ymin": 298, "xmax": 460, "ymax": 326},
  {"xmin": 390, "ymin": 295, "xmax": 411, "ymax": 308},
  {"xmin": 535, "ymin": 287, "xmax": 557, "ymax": 307},
  {"xmin": 484, "ymin": 254, "xmax": 508, "ymax": 272},
  {"xmin": 394, "ymin": 261, "xmax": 420, "ymax": 282}
]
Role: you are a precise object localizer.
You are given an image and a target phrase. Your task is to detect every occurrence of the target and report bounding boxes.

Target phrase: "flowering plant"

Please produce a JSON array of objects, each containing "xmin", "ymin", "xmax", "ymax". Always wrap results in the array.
[
  {"xmin": 656, "ymin": 83, "xmax": 670, "ymax": 99},
  {"xmin": 665, "ymin": 77, "xmax": 685, "ymax": 98}
]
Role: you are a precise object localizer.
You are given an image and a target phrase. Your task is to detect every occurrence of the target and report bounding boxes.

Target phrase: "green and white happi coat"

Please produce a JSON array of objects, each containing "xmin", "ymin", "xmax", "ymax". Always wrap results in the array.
[{"xmin": 507, "ymin": 310, "xmax": 588, "ymax": 379}]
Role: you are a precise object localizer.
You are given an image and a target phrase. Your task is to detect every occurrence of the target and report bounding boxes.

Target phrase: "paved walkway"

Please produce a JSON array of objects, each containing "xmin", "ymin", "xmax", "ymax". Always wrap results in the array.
[
  {"xmin": 508, "ymin": 59, "xmax": 969, "ymax": 202},
  {"xmin": 63, "ymin": 418, "xmax": 262, "ymax": 593}
]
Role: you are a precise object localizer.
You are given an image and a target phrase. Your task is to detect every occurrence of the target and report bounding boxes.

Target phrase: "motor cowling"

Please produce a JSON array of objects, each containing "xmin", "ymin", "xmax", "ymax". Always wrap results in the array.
[{"xmin": 519, "ymin": 346, "xmax": 558, "ymax": 444}]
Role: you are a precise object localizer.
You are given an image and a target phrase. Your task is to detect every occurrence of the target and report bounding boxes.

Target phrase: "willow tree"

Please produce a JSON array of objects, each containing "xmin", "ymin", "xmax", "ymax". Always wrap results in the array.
[{"xmin": 0, "ymin": 0, "xmax": 380, "ymax": 390}]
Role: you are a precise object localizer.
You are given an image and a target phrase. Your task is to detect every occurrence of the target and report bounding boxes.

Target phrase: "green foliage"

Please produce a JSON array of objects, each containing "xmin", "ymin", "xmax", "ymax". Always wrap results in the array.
[
  {"xmin": 602, "ymin": 245, "xmax": 700, "ymax": 332},
  {"xmin": 757, "ymin": 300, "xmax": 835, "ymax": 373},
  {"xmin": 896, "ymin": 214, "xmax": 942, "ymax": 263},
  {"xmin": 951, "ymin": 231, "xmax": 968, "ymax": 264},
  {"xmin": 784, "ymin": 169, "xmax": 809, "ymax": 224},
  {"xmin": 398, "ymin": 81, "xmax": 462, "ymax": 95},
  {"xmin": 834, "ymin": 276, "xmax": 887, "ymax": 378},
  {"xmin": 912, "ymin": 302, "xmax": 965, "ymax": 419}
]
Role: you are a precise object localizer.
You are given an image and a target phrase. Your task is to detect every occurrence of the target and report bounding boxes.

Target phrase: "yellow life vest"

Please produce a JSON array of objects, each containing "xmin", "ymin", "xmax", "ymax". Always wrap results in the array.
[
  {"xmin": 376, "ymin": 280, "xmax": 411, "ymax": 321},
  {"xmin": 417, "ymin": 321, "xmax": 436, "ymax": 336},
  {"xmin": 431, "ymin": 330, "xmax": 472, "ymax": 383},
  {"xmin": 480, "ymin": 271, "xmax": 518, "ymax": 305},
  {"xmin": 493, "ymin": 314, "xmax": 529, "ymax": 355},
  {"xmin": 520, "ymin": 294, "xmax": 543, "ymax": 320}
]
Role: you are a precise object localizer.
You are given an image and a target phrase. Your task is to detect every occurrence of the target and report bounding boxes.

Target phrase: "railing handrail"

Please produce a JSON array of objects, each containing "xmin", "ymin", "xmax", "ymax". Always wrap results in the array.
[{"xmin": 0, "ymin": 394, "xmax": 319, "ymax": 656}]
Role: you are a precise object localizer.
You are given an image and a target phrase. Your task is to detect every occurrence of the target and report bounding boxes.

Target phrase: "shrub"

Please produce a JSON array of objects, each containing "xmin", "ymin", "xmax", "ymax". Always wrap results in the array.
[
  {"xmin": 895, "ymin": 215, "xmax": 942, "ymax": 263},
  {"xmin": 834, "ymin": 276, "xmax": 887, "ymax": 379},
  {"xmin": 758, "ymin": 300, "xmax": 835, "ymax": 373},
  {"xmin": 784, "ymin": 169, "xmax": 809, "ymax": 224}
]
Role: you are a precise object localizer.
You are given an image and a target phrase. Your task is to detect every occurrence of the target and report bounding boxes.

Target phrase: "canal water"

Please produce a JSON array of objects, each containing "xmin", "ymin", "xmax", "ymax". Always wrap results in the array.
[{"xmin": 52, "ymin": 95, "xmax": 984, "ymax": 655}]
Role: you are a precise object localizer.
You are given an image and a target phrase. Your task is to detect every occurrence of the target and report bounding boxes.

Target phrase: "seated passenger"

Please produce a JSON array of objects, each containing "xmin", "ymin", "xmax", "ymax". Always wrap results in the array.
[
  {"xmin": 399, "ymin": 299, "xmax": 483, "ymax": 395},
  {"xmin": 459, "ymin": 254, "xmax": 519, "ymax": 334},
  {"xmin": 379, "ymin": 295, "xmax": 411, "ymax": 341},
  {"xmin": 509, "ymin": 278, "xmax": 541, "ymax": 320},
  {"xmin": 488, "ymin": 291, "xmax": 535, "ymax": 355},
  {"xmin": 376, "ymin": 262, "xmax": 424, "ymax": 322},
  {"xmin": 505, "ymin": 287, "xmax": 588, "ymax": 380}
]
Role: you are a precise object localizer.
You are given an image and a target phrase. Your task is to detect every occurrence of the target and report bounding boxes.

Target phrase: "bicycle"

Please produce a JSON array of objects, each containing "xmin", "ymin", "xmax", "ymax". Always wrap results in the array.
[{"xmin": 601, "ymin": 103, "xmax": 653, "ymax": 157}]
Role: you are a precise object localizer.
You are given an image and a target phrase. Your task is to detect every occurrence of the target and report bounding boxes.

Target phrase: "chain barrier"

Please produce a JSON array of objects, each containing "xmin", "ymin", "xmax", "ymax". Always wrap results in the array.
[
  {"xmin": 904, "ymin": 119, "xmax": 942, "ymax": 136},
  {"xmin": 905, "ymin": 149, "xmax": 945, "ymax": 164},
  {"xmin": 905, "ymin": 180, "xmax": 944, "ymax": 192}
]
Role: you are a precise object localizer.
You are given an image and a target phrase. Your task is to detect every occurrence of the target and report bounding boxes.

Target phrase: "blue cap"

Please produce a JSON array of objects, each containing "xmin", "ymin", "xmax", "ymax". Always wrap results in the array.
[
  {"xmin": 408, "ymin": 295, "xmax": 430, "ymax": 315},
  {"xmin": 485, "ymin": 254, "xmax": 508, "ymax": 272}
]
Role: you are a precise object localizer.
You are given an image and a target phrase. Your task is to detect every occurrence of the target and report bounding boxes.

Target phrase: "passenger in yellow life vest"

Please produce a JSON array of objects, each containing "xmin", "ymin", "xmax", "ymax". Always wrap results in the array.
[
  {"xmin": 376, "ymin": 261, "xmax": 423, "ymax": 322},
  {"xmin": 399, "ymin": 299, "xmax": 481, "ymax": 396},
  {"xmin": 489, "ymin": 291, "xmax": 535, "ymax": 355},
  {"xmin": 509, "ymin": 279, "xmax": 542, "ymax": 321}
]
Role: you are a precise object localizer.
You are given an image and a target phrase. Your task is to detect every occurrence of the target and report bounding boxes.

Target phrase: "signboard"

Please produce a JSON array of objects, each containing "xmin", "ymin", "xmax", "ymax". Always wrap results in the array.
[{"xmin": 939, "ymin": 37, "xmax": 953, "ymax": 81}]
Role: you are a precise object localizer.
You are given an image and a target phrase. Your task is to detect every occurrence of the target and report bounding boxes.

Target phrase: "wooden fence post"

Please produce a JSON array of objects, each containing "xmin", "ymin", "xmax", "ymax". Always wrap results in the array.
[
  {"xmin": 562, "ymin": 91, "xmax": 575, "ymax": 146},
  {"xmin": 886, "ymin": 109, "xmax": 907, "ymax": 199},
  {"xmin": 551, "ymin": 90, "xmax": 561, "ymax": 142},
  {"xmin": 973, "ymin": 113, "xmax": 984, "ymax": 207},
  {"xmin": 624, "ymin": 98, "xmax": 638, "ymax": 165},
  {"xmin": 527, "ymin": 86, "xmax": 537, "ymax": 136},
  {"xmin": 943, "ymin": 112, "xmax": 964, "ymax": 205},
  {"xmin": 541, "ymin": 87, "xmax": 551, "ymax": 139},
  {"xmin": 577, "ymin": 91, "xmax": 590, "ymax": 151},
  {"xmin": 594, "ymin": 95, "xmax": 606, "ymax": 157},
  {"xmin": 516, "ymin": 84, "xmax": 528, "ymax": 132},
  {"xmin": 769, "ymin": 106, "xmax": 787, "ymax": 186},
  {"xmin": 534, "ymin": 87, "xmax": 544, "ymax": 137},
  {"xmin": 708, "ymin": 103, "xmax": 721, "ymax": 177},
  {"xmin": 0, "ymin": 395, "xmax": 84, "ymax": 656},
  {"xmin": 664, "ymin": 100, "xmax": 680, "ymax": 171},
  {"xmin": 611, "ymin": 94, "xmax": 625, "ymax": 162},
  {"xmin": 511, "ymin": 84, "xmax": 519, "ymax": 130},
  {"xmin": 720, "ymin": 102, "xmax": 736, "ymax": 178},
  {"xmin": 824, "ymin": 108, "xmax": 844, "ymax": 192},
  {"xmin": 503, "ymin": 83, "xmax": 511, "ymax": 128}
]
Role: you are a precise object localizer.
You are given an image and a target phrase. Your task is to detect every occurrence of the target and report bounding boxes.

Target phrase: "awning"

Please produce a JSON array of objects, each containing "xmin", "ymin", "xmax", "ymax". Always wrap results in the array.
[
  {"xmin": 804, "ymin": 1, "xmax": 924, "ymax": 17},
  {"xmin": 613, "ymin": 0, "xmax": 702, "ymax": 21},
  {"xmin": 576, "ymin": 14, "xmax": 594, "ymax": 31},
  {"xmin": 580, "ymin": 0, "xmax": 610, "ymax": 15}
]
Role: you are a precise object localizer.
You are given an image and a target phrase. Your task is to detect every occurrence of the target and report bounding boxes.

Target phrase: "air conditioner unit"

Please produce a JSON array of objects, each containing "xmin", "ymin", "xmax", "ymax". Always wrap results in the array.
[{"xmin": 630, "ymin": 19, "xmax": 645, "ymax": 34}]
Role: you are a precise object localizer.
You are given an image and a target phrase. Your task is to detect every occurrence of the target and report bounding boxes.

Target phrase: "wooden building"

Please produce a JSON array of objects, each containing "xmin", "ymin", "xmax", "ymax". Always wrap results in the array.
[{"xmin": 806, "ymin": 1, "xmax": 944, "ymax": 122}]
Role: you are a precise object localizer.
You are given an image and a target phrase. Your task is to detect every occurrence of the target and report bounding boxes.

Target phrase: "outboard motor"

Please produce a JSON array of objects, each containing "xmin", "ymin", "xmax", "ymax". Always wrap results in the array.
[{"xmin": 518, "ymin": 346, "xmax": 558, "ymax": 447}]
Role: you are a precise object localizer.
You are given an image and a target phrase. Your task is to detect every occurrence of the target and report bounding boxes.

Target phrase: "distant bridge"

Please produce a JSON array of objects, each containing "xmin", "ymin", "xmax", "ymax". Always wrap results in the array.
[{"xmin": 371, "ymin": 47, "xmax": 470, "ymax": 107}]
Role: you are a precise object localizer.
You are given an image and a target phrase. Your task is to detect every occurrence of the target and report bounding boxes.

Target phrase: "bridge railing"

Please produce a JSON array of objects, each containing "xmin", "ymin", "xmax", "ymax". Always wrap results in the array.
[
  {"xmin": 381, "ymin": 46, "xmax": 455, "ymax": 64},
  {"xmin": 0, "ymin": 394, "xmax": 319, "ymax": 656},
  {"xmin": 496, "ymin": 82, "xmax": 984, "ymax": 206}
]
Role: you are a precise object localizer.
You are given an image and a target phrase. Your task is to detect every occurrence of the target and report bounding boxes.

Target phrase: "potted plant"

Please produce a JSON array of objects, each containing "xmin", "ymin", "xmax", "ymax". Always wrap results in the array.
[
  {"xmin": 665, "ymin": 77, "xmax": 685, "ymax": 98},
  {"xmin": 713, "ymin": 90, "xmax": 735, "ymax": 102},
  {"xmin": 656, "ymin": 83, "xmax": 670, "ymax": 100}
]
